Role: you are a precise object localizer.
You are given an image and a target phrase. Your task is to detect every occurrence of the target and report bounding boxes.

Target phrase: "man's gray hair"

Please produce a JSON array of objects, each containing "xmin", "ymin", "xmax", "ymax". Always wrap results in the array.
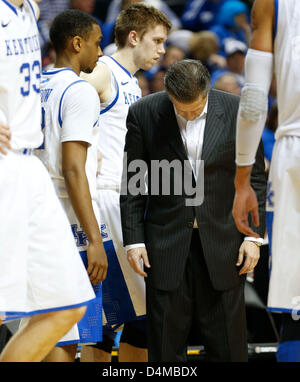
[{"xmin": 164, "ymin": 59, "xmax": 211, "ymax": 103}]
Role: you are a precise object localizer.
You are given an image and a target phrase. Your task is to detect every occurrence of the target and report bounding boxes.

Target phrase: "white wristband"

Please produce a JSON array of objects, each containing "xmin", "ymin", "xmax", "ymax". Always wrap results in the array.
[{"xmin": 244, "ymin": 237, "xmax": 264, "ymax": 245}]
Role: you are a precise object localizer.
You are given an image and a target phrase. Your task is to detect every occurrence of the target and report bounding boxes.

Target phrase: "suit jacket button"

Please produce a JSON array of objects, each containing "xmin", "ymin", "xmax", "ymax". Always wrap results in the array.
[{"xmin": 187, "ymin": 221, "xmax": 194, "ymax": 228}]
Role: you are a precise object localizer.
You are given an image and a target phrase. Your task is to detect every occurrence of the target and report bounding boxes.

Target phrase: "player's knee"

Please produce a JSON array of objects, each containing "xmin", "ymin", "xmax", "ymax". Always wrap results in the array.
[
  {"xmin": 68, "ymin": 306, "xmax": 87, "ymax": 324},
  {"xmin": 50, "ymin": 305, "xmax": 87, "ymax": 327}
]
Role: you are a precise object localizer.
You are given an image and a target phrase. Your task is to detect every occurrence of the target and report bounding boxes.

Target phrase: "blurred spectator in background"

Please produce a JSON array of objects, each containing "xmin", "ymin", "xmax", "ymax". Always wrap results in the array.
[
  {"xmin": 40, "ymin": 0, "xmax": 103, "ymax": 67},
  {"xmin": 101, "ymin": 0, "xmax": 141, "ymax": 50},
  {"xmin": 149, "ymin": 67, "xmax": 167, "ymax": 93},
  {"xmin": 38, "ymin": 0, "xmax": 69, "ymax": 51},
  {"xmin": 145, "ymin": 45, "xmax": 185, "ymax": 81},
  {"xmin": 42, "ymin": 41, "xmax": 56, "ymax": 70},
  {"xmin": 210, "ymin": 0, "xmax": 251, "ymax": 56},
  {"xmin": 70, "ymin": 0, "xmax": 103, "ymax": 27},
  {"xmin": 181, "ymin": 0, "xmax": 229, "ymax": 31},
  {"xmin": 224, "ymin": 39, "xmax": 246, "ymax": 86},
  {"xmin": 210, "ymin": 38, "xmax": 246, "ymax": 87},
  {"xmin": 135, "ymin": 71, "xmax": 151, "ymax": 97},
  {"xmin": 105, "ymin": 0, "xmax": 181, "ymax": 30},
  {"xmin": 167, "ymin": 29, "xmax": 226, "ymax": 73},
  {"xmin": 213, "ymin": 72, "xmax": 241, "ymax": 95}
]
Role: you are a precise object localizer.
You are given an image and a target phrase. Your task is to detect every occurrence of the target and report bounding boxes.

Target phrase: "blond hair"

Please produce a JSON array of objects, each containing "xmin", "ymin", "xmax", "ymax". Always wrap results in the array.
[{"xmin": 115, "ymin": 3, "xmax": 172, "ymax": 49}]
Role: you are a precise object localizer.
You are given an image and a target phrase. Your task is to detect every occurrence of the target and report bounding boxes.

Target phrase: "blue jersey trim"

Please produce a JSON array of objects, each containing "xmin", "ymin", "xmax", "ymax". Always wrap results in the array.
[
  {"xmin": 58, "ymin": 80, "xmax": 86, "ymax": 127},
  {"xmin": 100, "ymin": 80, "xmax": 119, "ymax": 115},
  {"xmin": 274, "ymin": 0, "xmax": 278, "ymax": 39},
  {"xmin": 1, "ymin": 0, "xmax": 17, "ymax": 15},
  {"xmin": 0, "ymin": 298, "xmax": 95, "ymax": 322},
  {"xmin": 56, "ymin": 339, "xmax": 81, "ymax": 346},
  {"xmin": 108, "ymin": 56, "xmax": 132, "ymax": 79},
  {"xmin": 267, "ymin": 307, "xmax": 300, "ymax": 314},
  {"xmin": 26, "ymin": 0, "xmax": 36, "ymax": 20},
  {"xmin": 43, "ymin": 68, "xmax": 78, "ymax": 76},
  {"xmin": 266, "ymin": 210, "xmax": 273, "ymax": 279}
]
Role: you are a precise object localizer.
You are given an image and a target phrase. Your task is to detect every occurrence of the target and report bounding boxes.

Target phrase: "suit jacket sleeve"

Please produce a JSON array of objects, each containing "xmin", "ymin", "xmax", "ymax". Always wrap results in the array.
[
  {"xmin": 120, "ymin": 104, "xmax": 147, "ymax": 246},
  {"xmin": 249, "ymin": 140, "xmax": 267, "ymax": 238}
]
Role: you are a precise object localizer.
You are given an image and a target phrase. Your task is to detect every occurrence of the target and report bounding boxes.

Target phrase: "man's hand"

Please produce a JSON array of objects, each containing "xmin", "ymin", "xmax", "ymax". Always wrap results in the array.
[
  {"xmin": 0, "ymin": 123, "xmax": 11, "ymax": 155},
  {"xmin": 87, "ymin": 240, "xmax": 108, "ymax": 285},
  {"xmin": 127, "ymin": 247, "xmax": 151, "ymax": 277},
  {"xmin": 236, "ymin": 240, "xmax": 260, "ymax": 275}
]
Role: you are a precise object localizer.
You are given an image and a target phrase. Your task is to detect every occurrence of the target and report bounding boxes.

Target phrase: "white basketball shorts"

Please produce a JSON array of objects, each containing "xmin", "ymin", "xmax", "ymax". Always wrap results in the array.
[{"xmin": 0, "ymin": 151, "xmax": 95, "ymax": 320}]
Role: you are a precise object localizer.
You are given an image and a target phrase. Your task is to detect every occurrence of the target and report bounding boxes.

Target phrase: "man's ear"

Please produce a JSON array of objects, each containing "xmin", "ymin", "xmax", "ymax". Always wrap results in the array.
[
  {"xmin": 72, "ymin": 36, "xmax": 82, "ymax": 53},
  {"xmin": 128, "ymin": 30, "xmax": 139, "ymax": 47}
]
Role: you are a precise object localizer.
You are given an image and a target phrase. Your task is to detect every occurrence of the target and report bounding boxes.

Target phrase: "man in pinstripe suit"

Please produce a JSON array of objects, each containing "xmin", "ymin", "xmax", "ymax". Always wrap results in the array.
[{"xmin": 120, "ymin": 59, "xmax": 267, "ymax": 361}]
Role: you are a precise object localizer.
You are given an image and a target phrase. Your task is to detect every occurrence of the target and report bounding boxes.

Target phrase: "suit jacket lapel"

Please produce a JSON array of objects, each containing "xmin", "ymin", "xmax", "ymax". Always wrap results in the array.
[{"xmin": 201, "ymin": 89, "xmax": 225, "ymax": 164}]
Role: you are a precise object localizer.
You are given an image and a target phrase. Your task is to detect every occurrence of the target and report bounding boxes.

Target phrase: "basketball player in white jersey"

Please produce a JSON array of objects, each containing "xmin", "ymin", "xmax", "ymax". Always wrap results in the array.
[
  {"xmin": 34, "ymin": 10, "xmax": 108, "ymax": 362},
  {"xmin": 0, "ymin": 0, "xmax": 95, "ymax": 362},
  {"xmin": 232, "ymin": 0, "xmax": 300, "ymax": 362},
  {"xmin": 80, "ymin": 3, "xmax": 171, "ymax": 362}
]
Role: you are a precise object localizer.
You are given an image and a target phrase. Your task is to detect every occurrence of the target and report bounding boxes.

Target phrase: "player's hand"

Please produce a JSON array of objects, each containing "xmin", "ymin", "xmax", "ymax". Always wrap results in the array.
[
  {"xmin": 236, "ymin": 240, "xmax": 260, "ymax": 275},
  {"xmin": 87, "ymin": 240, "xmax": 108, "ymax": 284},
  {"xmin": 232, "ymin": 184, "xmax": 260, "ymax": 237},
  {"xmin": 0, "ymin": 123, "xmax": 11, "ymax": 155},
  {"xmin": 127, "ymin": 247, "xmax": 150, "ymax": 277}
]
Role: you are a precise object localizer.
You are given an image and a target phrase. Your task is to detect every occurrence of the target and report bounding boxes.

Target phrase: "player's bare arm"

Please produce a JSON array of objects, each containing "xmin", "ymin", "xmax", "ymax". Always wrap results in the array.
[
  {"xmin": 81, "ymin": 62, "xmax": 112, "ymax": 104},
  {"xmin": 250, "ymin": 0, "xmax": 274, "ymax": 52},
  {"xmin": 62, "ymin": 140, "xmax": 108, "ymax": 284},
  {"xmin": 233, "ymin": 0, "xmax": 274, "ymax": 235}
]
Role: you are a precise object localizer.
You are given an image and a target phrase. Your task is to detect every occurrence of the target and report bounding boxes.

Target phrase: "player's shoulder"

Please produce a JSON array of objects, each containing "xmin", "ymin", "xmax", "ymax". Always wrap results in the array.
[
  {"xmin": 129, "ymin": 92, "xmax": 171, "ymax": 120},
  {"xmin": 65, "ymin": 78, "xmax": 100, "ymax": 106}
]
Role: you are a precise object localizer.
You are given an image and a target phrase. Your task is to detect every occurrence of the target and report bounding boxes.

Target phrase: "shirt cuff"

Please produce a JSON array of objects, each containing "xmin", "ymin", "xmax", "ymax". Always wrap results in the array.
[
  {"xmin": 244, "ymin": 236, "xmax": 264, "ymax": 245},
  {"xmin": 125, "ymin": 243, "xmax": 145, "ymax": 252}
]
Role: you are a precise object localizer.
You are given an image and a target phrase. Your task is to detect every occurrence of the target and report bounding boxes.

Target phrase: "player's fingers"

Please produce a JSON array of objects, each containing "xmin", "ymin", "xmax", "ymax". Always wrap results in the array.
[
  {"xmin": 129, "ymin": 256, "xmax": 147, "ymax": 277},
  {"xmin": 87, "ymin": 263, "xmax": 99, "ymax": 284},
  {"xmin": 142, "ymin": 252, "xmax": 151, "ymax": 268},
  {"xmin": 95, "ymin": 263, "xmax": 107, "ymax": 284},
  {"xmin": 239, "ymin": 257, "xmax": 254, "ymax": 275},
  {"xmin": 236, "ymin": 250, "xmax": 244, "ymax": 266},
  {"xmin": 236, "ymin": 217, "xmax": 259, "ymax": 237},
  {"xmin": 251, "ymin": 208, "xmax": 260, "ymax": 227},
  {"xmin": 0, "ymin": 146, "xmax": 7, "ymax": 155}
]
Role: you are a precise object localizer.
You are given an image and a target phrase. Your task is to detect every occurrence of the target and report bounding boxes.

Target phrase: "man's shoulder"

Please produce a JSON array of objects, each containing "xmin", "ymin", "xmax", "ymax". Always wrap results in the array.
[
  {"xmin": 130, "ymin": 91, "xmax": 170, "ymax": 112},
  {"xmin": 209, "ymin": 88, "xmax": 240, "ymax": 103}
]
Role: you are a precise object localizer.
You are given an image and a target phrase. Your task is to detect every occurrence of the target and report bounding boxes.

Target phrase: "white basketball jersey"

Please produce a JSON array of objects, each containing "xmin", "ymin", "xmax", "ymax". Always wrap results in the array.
[
  {"xmin": 96, "ymin": 56, "xmax": 141, "ymax": 189},
  {"xmin": 36, "ymin": 68, "xmax": 100, "ymax": 201},
  {"xmin": 0, "ymin": 0, "xmax": 42, "ymax": 149},
  {"xmin": 274, "ymin": 0, "xmax": 300, "ymax": 139}
]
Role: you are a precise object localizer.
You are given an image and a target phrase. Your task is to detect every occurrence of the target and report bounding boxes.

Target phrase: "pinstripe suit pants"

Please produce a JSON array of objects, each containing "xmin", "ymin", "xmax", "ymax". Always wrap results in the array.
[{"xmin": 146, "ymin": 230, "xmax": 248, "ymax": 362}]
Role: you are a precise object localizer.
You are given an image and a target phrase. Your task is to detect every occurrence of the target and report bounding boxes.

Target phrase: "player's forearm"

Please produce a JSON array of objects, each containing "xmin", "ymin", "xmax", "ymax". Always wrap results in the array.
[
  {"xmin": 64, "ymin": 169, "xmax": 102, "ymax": 244},
  {"xmin": 234, "ymin": 166, "xmax": 254, "ymax": 192}
]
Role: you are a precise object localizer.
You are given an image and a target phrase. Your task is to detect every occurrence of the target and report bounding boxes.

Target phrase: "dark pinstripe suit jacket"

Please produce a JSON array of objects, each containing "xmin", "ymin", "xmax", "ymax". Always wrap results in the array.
[{"xmin": 120, "ymin": 89, "xmax": 267, "ymax": 292}]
